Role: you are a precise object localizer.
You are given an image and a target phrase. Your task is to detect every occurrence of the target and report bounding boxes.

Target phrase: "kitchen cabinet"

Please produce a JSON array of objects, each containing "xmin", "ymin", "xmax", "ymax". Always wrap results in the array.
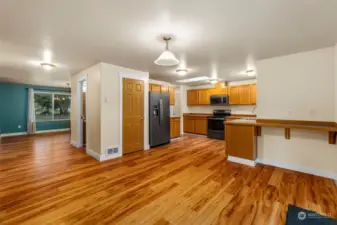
[
  {"xmin": 169, "ymin": 87, "xmax": 175, "ymax": 105},
  {"xmin": 170, "ymin": 117, "xmax": 181, "ymax": 138},
  {"xmin": 149, "ymin": 84, "xmax": 161, "ymax": 92},
  {"xmin": 239, "ymin": 85, "xmax": 251, "ymax": 105},
  {"xmin": 198, "ymin": 89, "xmax": 210, "ymax": 105},
  {"xmin": 183, "ymin": 117, "xmax": 195, "ymax": 133},
  {"xmin": 183, "ymin": 114, "xmax": 209, "ymax": 135},
  {"xmin": 186, "ymin": 83, "xmax": 256, "ymax": 106},
  {"xmin": 250, "ymin": 84, "xmax": 256, "ymax": 104},
  {"xmin": 194, "ymin": 118, "xmax": 208, "ymax": 135},
  {"xmin": 161, "ymin": 85, "xmax": 169, "ymax": 92},
  {"xmin": 187, "ymin": 90, "xmax": 199, "ymax": 105},
  {"xmin": 229, "ymin": 86, "xmax": 240, "ymax": 105}
]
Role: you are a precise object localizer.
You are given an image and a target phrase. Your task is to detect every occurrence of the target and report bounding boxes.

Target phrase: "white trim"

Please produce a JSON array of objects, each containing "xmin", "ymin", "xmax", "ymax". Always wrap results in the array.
[
  {"xmin": 86, "ymin": 149, "xmax": 101, "ymax": 161},
  {"xmin": 119, "ymin": 73, "xmax": 150, "ymax": 156},
  {"xmin": 1, "ymin": 132, "xmax": 28, "ymax": 137},
  {"xmin": 228, "ymin": 156, "xmax": 256, "ymax": 166},
  {"xmin": 256, "ymin": 158, "xmax": 337, "ymax": 180},
  {"xmin": 35, "ymin": 128, "xmax": 70, "ymax": 134},
  {"xmin": 71, "ymin": 140, "xmax": 79, "ymax": 147},
  {"xmin": 86, "ymin": 148, "xmax": 122, "ymax": 161}
]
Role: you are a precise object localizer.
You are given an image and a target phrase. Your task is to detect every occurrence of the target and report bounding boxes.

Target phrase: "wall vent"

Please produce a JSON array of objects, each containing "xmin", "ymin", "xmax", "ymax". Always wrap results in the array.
[{"xmin": 106, "ymin": 147, "xmax": 119, "ymax": 155}]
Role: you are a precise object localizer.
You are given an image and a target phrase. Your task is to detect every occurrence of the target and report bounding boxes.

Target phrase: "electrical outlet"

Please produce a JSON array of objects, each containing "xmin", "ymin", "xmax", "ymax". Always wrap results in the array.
[{"xmin": 18, "ymin": 125, "xmax": 21, "ymax": 129}]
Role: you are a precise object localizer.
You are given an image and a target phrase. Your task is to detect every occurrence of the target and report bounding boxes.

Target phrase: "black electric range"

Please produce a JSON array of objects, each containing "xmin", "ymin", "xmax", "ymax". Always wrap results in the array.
[{"xmin": 207, "ymin": 110, "xmax": 231, "ymax": 140}]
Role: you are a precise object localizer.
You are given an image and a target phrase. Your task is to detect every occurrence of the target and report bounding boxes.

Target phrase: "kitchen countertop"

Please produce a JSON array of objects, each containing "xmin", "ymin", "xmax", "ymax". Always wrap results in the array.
[{"xmin": 170, "ymin": 116, "xmax": 181, "ymax": 119}]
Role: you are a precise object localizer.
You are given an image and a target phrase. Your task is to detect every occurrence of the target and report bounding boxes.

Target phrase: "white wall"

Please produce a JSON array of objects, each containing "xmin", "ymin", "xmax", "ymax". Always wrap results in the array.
[
  {"xmin": 335, "ymin": 44, "xmax": 337, "ymax": 122},
  {"xmin": 71, "ymin": 63, "xmax": 101, "ymax": 154},
  {"xmin": 256, "ymin": 47, "xmax": 337, "ymax": 179},
  {"xmin": 257, "ymin": 47, "xmax": 334, "ymax": 121}
]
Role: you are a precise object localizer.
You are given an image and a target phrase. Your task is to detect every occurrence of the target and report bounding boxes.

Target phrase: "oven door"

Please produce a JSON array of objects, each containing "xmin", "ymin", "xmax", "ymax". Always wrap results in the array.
[{"xmin": 208, "ymin": 118, "xmax": 225, "ymax": 131}]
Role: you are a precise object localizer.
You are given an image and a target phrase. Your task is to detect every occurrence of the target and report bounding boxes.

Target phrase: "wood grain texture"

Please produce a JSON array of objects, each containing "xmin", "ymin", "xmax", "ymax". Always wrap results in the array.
[{"xmin": 1, "ymin": 133, "xmax": 337, "ymax": 225}]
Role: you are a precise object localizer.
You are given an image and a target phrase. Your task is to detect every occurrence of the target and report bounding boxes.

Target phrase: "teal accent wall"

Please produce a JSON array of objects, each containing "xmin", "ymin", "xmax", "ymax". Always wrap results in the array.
[{"xmin": 0, "ymin": 82, "xmax": 71, "ymax": 134}]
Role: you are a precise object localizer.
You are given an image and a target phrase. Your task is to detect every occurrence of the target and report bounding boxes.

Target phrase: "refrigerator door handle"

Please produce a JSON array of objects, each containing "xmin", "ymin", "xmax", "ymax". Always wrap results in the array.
[{"xmin": 159, "ymin": 98, "xmax": 163, "ymax": 122}]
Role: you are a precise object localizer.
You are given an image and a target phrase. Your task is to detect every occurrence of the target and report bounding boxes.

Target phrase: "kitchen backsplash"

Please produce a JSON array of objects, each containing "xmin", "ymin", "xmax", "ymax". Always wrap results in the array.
[{"xmin": 187, "ymin": 105, "xmax": 257, "ymax": 115}]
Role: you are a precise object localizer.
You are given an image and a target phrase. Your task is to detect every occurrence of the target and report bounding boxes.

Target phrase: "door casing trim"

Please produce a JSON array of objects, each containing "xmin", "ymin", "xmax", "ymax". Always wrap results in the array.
[{"xmin": 119, "ymin": 73, "xmax": 150, "ymax": 155}]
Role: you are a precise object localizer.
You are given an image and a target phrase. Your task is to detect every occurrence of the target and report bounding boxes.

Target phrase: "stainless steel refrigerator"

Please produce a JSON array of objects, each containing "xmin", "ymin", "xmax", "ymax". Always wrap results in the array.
[{"xmin": 149, "ymin": 92, "xmax": 170, "ymax": 147}]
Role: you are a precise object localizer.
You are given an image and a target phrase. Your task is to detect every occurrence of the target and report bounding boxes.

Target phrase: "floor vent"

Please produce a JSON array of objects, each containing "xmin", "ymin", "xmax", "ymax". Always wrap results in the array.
[{"xmin": 107, "ymin": 147, "xmax": 119, "ymax": 155}]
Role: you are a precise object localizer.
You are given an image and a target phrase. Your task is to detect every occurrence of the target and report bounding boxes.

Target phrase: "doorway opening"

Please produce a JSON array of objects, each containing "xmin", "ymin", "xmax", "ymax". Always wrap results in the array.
[{"xmin": 77, "ymin": 77, "xmax": 88, "ymax": 149}]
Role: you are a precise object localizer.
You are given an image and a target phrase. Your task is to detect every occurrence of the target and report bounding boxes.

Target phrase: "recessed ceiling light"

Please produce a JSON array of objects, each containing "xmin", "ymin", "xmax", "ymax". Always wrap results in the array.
[
  {"xmin": 154, "ymin": 37, "xmax": 179, "ymax": 66},
  {"xmin": 176, "ymin": 69, "xmax": 188, "ymax": 76},
  {"xmin": 176, "ymin": 76, "xmax": 210, "ymax": 83},
  {"xmin": 40, "ymin": 62, "xmax": 56, "ymax": 71}
]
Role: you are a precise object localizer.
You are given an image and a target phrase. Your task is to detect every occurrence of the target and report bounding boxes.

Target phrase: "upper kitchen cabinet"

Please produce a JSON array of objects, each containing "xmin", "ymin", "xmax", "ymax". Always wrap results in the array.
[
  {"xmin": 187, "ymin": 90, "xmax": 199, "ymax": 105},
  {"xmin": 169, "ymin": 86, "xmax": 175, "ymax": 105},
  {"xmin": 229, "ymin": 86, "xmax": 240, "ymax": 104},
  {"xmin": 198, "ymin": 89, "xmax": 210, "ymax": 105},
  {"xmin": 239, "ymin": 85, "xmax": 251, "ymax": 105},
  {"xmin": 250, "ymin": 84, "xmax": 256, "ymax": 104},
  {"xmin": 161, "ymin": 85, "xmax": 169, "ymax": 92},
  {"xmin": 149, "ymin": 84, "xmax": 161, "ymax": 92},
  {"xmin": 217, "ymin": 87, "xmax": 228, "ymax": 95}
]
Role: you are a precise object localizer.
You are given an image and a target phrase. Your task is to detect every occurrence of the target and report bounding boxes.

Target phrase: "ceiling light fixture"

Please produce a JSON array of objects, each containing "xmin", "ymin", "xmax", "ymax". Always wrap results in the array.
[
  {"xmin": 154, "ymin": 37, "xmax": 179, "ymax": 66},
  {"xmin": 176, "ymin": 69, "xmax": 188, "ymax": 76},
  {"xmin": 246, "ymin": 69, "xmax": 256, "ymax": 76},
  {"xmin": 40, "ymin": 62, "xmax": 56, "ymax": 71},
  {"xmin": 176, "ymin": 76, "xmax": 210, "ymax": 83}
]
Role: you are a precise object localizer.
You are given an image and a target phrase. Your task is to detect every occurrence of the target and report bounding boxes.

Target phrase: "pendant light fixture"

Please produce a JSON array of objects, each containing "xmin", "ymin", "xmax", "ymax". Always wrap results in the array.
[{"xmin": 154, "ymin": 37, "xmax": 180, "ymax": 66}]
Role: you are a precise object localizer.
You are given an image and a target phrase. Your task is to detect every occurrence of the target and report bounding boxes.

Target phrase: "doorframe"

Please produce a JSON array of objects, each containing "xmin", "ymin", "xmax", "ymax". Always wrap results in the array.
[
  {"xmin": 119, "ymin": 73, "xmax": 150, "ymax": 155},
  {"xmin": 77, "ymin": 75, "xmax": 88, "ymax": 150}
]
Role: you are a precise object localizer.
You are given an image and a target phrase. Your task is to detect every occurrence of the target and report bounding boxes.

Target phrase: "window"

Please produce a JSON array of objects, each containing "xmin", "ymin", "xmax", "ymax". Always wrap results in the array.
[{"xmin": 34, "ymin": 92, "xmax": 71, "ymax": 121}]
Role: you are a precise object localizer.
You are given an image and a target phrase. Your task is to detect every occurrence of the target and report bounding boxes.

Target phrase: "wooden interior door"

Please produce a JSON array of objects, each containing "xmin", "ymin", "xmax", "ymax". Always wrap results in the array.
[
  {"xmin": 82, "ymin": 92, "xmax": 86, "ymax": 146},
  {"xmin": 123, "ymin": 78, "xmax": 144, "ymax": 154}
]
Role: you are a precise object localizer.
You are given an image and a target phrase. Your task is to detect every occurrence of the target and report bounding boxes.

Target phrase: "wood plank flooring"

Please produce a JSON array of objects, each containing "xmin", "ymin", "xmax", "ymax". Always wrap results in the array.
[{"xmin": 1, "ymin": 133, "xmax": 337, "ymax": 225}]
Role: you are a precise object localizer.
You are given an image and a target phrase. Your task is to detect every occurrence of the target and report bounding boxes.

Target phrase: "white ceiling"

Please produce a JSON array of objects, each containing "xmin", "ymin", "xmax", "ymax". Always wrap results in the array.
[{"xmin": 1, "ymin": 0, "xmax": 337, "ymax": 87}]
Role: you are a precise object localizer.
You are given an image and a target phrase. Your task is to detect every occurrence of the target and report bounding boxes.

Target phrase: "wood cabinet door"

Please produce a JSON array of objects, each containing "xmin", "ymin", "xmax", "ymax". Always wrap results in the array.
[
  {"xmin": 229, "ymin": 86, "xmax": 240, "ymax": 105},
  {"xmin": 208, "ymin": 88, "xmax": 218, "ymax": 96},
  {"xmin": 169, "ymin": 87, "xmax": 175, "ymax": 105},
  {"xmin": 170, "ymin": 119, "xmax": 175, "ymax": 139},
  {"xmin": 183, "ymin": 117, "xmax": 195, "ymax": 133},
  {"xmin": 150, "ymin": 84, "xmax": 161, "ymax": 92},
  {"xmin": 198, "ymin": 89, "xmax": 210, "ymax": 105},
  {"xmin": 194, "ymin": 118, "xmax": 207, "ymax": 135},
  {"xmin": 239, "ymin": 85, "xmax": 251, "ymax": 105},
  {"xmin": 187, "ymin": 90, "xmax": 199, "ymax": 105},
  {"xmin": 250, "ymin": 84, "xmax": 256, "ymax": 105},
  {"xmin": 175, "ymin": 119, "xmax": 181, "ymax": 137},
  {"xmin": 217, "ymin": 87, "xmax": 228, "ymax": 95},
  {"xmin": 161, "ymin": 85, "xmax": 169, "ymax": 92}
]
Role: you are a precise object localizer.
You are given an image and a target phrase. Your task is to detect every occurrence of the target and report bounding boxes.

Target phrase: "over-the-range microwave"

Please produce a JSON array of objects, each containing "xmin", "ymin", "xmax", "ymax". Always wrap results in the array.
[{"xmin": 210, "ymin": 95, "xmax": 229, "ymax": 105}]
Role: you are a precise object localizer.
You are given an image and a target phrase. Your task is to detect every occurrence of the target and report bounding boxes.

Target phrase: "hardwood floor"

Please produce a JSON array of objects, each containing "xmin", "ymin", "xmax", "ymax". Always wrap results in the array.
[{"xmin": 1, "ymin": 133, "xmax": 337, "ymax": 225}]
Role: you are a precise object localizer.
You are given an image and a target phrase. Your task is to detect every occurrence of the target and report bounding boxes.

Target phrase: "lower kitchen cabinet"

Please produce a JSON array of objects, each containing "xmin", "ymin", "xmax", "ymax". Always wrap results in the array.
[
  {"xmin": 170, "ymin": 117, "xmax": 181, "ymax": 139},
  {"xmin": 194, "ymin": 118, "xmax": 208, "ymax": 135},
  {"xmin": 183, "ymin": 114, "xmax": 208, "ymax": 135}
]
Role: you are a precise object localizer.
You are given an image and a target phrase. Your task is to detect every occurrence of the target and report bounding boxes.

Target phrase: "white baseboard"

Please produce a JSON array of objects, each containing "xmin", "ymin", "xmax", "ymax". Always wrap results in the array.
[
  {"xmin": 87, "ymin": 149, "xmax": 122, "ymax": 161},
  {"xmin": 71, "ymin": 140, "xmax": 79, "ymax": 148},
  {"xmin": 1, "ymin": 132, "xmax": 28, "ymax": 137},
  {"xmin": 35, "ymin": 128, "xmax": 70, "ymax": 134},
  {"xmin": 256, "ymin": 158, "xmax": 337, "ymax": 181},
  {"xmin": 228, "ymin": 156, "xmax": 256, "ymax": 166},
  {"xmin": 86, "ymin": 149, "xmax": 101, "ymax": 161}
]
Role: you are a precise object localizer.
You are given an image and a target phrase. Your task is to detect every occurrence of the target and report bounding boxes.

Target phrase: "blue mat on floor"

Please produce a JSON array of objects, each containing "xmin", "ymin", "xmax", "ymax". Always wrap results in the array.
[{"xmin": 286, "ymin": 205, "xmax": 337, "ymax": 225}]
